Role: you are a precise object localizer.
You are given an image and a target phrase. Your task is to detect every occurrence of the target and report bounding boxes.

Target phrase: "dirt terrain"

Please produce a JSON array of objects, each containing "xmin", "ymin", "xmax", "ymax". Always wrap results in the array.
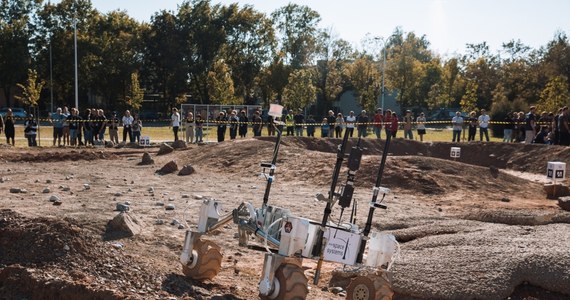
[{"xmin": 1, "ymin": 137, "xmax": 570, "ymax": 300}]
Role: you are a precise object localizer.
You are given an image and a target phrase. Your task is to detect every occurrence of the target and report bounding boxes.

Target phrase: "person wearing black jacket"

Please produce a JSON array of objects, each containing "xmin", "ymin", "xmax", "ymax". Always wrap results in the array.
[{"xmin": 216, "ymin": 111, "xmax": 227, "ymax": 142}]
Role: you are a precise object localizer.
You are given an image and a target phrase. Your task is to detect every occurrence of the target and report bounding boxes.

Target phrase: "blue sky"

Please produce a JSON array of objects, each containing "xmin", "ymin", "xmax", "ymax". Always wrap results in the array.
[{"xmin": 86, "ymin": 0, "xmax": 570, "ymax": 56}]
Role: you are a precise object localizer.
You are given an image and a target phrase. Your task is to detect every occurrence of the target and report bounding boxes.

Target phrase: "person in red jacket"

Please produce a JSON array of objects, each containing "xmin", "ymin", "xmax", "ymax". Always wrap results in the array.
[
  {"xmin": 391, "ymin": 112, "xmax": 399, "ymax": 138},
  {"xmin": 373, "ymin": 108, "xmax": 383, "ymax": 139},
  {"xmin": 384, "ymin": 109, "xmax": 393, "ymax": 137}
]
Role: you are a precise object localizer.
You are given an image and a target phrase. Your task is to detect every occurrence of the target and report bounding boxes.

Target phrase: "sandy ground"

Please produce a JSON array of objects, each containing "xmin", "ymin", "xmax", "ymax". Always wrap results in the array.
[{"xmin": 1, "ymin": 137, "xmax": 569, "ymax": 300}]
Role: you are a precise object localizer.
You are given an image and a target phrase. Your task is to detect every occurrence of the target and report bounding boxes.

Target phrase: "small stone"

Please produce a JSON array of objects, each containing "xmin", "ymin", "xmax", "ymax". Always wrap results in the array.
[
  {"xmin": 116, "ymin": 203, "xmax": 130, "ymax": 212},
  {"xmin": 46, "ymin": 179, "xmax": 52, "ymax": 184},
  {"xmin": 9, "ymin": 188, "xmax": 21, "ymax": 193},
  {"xmin": 339, "ymin": 291, "xmax": 347, "ymax": 297},
  {"xmin": 165, "ymin": 204, "xmax": 175, "ymax": 210},
  {"xmin": 131, "ymin": 180, "xmax": 134, "ymax": 184},
  {"xmin": 156, "ymin": 161, "xmax": 178, "ymax": 175},
  {"xmin": 19, "ymin": 189, "xmax": 27, "ymax": 194},
  {"xmin": 62, "ymin": 186, "xmax": 70, "ymax": 192},
  {"xmin": 168, "ymin": 197, "xmax": 175, "ymax": 201},
  {"xmin": 193, "ymin": 194, "xmax": 203, "ymax": 200},
  {"xmin": 155, "ymin": 219, "xmax": 165, "ymax": 225},
  {"xmin": 148, "ymin": 187, "xmax": 154, "ymax": 193},
  {"xmin": 53, "ymin": 200, "xmax": 62, "ymax": 206},
  {"xmin": 63, "ymin": 245, "xmax": 70, "ymax": 251},
  {"xmin": 500, "ymin": 197, "xmax": 511, "ymax": 202},
  {"xmin": 157, "ymin": 143, "xmax": 174, "ymax": 155},
  {"xmin": 178, "ymin": 164, "xmax": 195, "ymax": 176},
  {"xmin": 49, "ymin": 195, "xmax": 60, "ymax": 202},
  {"xmin": 171, "ymin": 219, "xmax": 180, "ymax": 226},
  {"xmin": 181, "ymin": 194, "xmax": 190, "ymax": 199},
  {"xmin": 83, "ymin": 184, "xmax": 90, "ymax": 190},
  {"xmin": 156, "ymin": 202, "xmax": 165, "ymax": 206},
  {"xmin": 128, "ymin": 188, "xmax": 133, "ymax": 192},
  {"xmin": 43, "ymin": 188, "xmax": 50, "ymax": 193},
  {"xmin": 65, "ymin": 176, "xmax": 71, "ymax": 180},
  {"xmin": 114, "ymin": 192, "xmax": 122, "ymax": 197},
  {"xmin": 35, "ymin": 179, "xmax": 40, "ymax": 183},
  {"xmin": 0, "ymin": 177, "xmax": 6, "ymax": 183},
  {"xmin": 178, "ymin": 224, "xmax": 185, "ymax": 229},
  {"xmin": 140, "ymin": 152, "xmax": 155, "ymax": 165},
  {"xmin": 330, "ymin": 287, "xmax": 344, "ymax": 294},
  {"xmin": 106, "ymin": 185, "xmax": 112, "ymax": 188},
  {"xmin": 124, "ymin": 201, "xmax": 131, "ymax": 206}
]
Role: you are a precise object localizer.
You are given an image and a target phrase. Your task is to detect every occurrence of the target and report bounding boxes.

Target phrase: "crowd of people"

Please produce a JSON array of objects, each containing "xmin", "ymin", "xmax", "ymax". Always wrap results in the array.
[{"xmin": 2, "ymin": 105, "xmax": 570, "ymax": 147}]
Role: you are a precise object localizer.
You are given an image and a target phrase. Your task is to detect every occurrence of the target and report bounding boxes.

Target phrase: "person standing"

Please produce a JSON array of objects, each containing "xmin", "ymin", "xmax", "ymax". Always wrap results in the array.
[
  {"xmin": 403, "ymin": 110, "xmax": 414, "ymax": 140},
  {"xmin": 62, "ymin": 106, "xmax": 71, "ymax": 146},
  {"xmin": 228, "ymin": 110, "xmax": 239, "ymax": 140},
  {"xmin": 285, "ymin": 110, "xmax": 294, "ymax": 136},
  {"xmin": 391, "ymin": 112, "xmax": 399, "ymax": 138},
  {"xmin": 467, "ymin": 111, "xmax": 477, "ymax": 141},
  {"xmin": 416, "ymin": 112, "xmax": 426, "ymax": 142},
  {"xmin": 558, "ymin": 106, "xmax": 570, "ymax": 146},
  {"xmin": 345, "ymin": 111, "xmax": 356, "ymax": 137},
  {"xmin": 238, "ymin": 110, "xmax": 248, "ymax": 138},
  {"xmin": 121, "ymin": 110, "xmax": 134, "ymax": 143},
  {"xmin": 503, "ymin": 113, "xmax": 515, "ymax": 143},
  {"xmin": 131, "ymin": 113, "xmax": 142, "ymax": 143},
  {"xmin": 478, "ymin": 109, "xmax": 490, "ymax": 142},
  {"xmin": 170, "ymin": 108, "xmax": 181, "ymax": 141},
  {"xmin": 383, "ymin": 110, "xmax": 393, "ymax": 137},
  {"xmin": 3, "ymin": 109, "xmax": 15, "ymax": 146},
  {"xmin": 83, "ymin": 109, "xmax": 93, "ymax": 145},
  {"xmin": 195, "ymin": 114, "xmax": 204, "ymax": 143},
  {"xmin": 452, "ymin": 111, "xmax": 464, "ymax": 142},
  {"xmin": 524, "ymin": 106, "xmax": 537, "ymax": 144},
  {"xmin": 0, "ymin": 113, "xmax": 3, "ymax": 140},
  {"xmin": 252, "ymin": 111, "xmax": 262, "ymax": 137},
  {"xmin": 107, "ymin": 112, "xmax": 119, "ymax": 144},
  {"xmin": 24, "ymin": 114, "xmax": 38, "ymax": 147},
  {"xmin": 68, "ymin": 108, "xmax": 83, "ymax": 147},
  {"xmin": 306, "ymin": 115, "xmax": 316, "ymax": 137},
  {"xmin": 321, "ymin": 118, "xmax": 330, "ymax": 137},
  {"xmin": 356, "ymin": 110, "xmax": 368, "ymax": 138},
  {"xmin": 216, "ymin": 111, "xmax": 227, "ymax": 142},
  {"xmin": 326, "ymin": 110, "xmax": 336, "ymax": 138},
  {"xmin": 335, "ymin": 113, "xmax": 345, "ymax": 138},
  {"xmin": 184, "ymin": 112, "xmax": 195, "ymax": 143},
  {"xmin": 294, "ymin": 109, "xmax": 304, "ymax": 136},
  {"xmin": 373, "ymin": 108, "xmax": 383, "ymax": 139},
  {"xmin": 51, "ymin": 107, "xmax": 65, "ymax": 147}
]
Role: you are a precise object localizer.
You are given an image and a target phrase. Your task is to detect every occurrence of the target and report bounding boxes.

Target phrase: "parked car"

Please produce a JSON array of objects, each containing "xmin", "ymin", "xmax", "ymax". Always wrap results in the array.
[{"xmin": 0, "ymin": 107, "xmax": 28, "ymax": 119}]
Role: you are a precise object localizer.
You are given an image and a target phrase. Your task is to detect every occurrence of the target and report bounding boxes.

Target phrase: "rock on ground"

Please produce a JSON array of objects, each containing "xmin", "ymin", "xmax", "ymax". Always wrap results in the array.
[
  {"xmin": 157, "ymin": 143, "xmax": 174, "ymax": 155},
  {"xmin": 139, "ymin": 152, "xmax": 154, "ymax": 165},
  {"xmin": 105, "ymin": 212, "xmax": 143, "ymax": 240},
  {"xmin": 156, "ymin": 161, "xmax": 178, "ymax": 175},
  {"xmin": 171, "ymin": 140, "xmax": 187, "ymax": 149},
  {"xmin": 178, "ymin": 164, "xmax": 195, "ymax": 176}
]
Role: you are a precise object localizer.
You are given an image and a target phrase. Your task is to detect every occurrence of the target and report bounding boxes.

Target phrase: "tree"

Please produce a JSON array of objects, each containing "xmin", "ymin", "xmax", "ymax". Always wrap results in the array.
[
  {"xmin": 207, "ymin": 59, "xmax": 241, "ymax": 105},
  {"xmin": 271, "ymin": 3, "xmax": 320, "ymax": 69},
  {"xmin": 126, "ymin": 72, "xmax": 144, "ymax": 110},
  {"xmin": 539, "ymin": 75, "xmax": 570, "ymax": 113},
  {"xmin": 344, "ymin": 56, "xmax": 380, "ymax": 112},
  {"xmin": 15, "ymin": 69, "xmax": 45, "ymax": 108},
  {"xmin": 314, "ymin": 28, "xmax": 350, "ymax": 110},
  {"xmin": 0, "ymin": 0, "xmax": 38, "ymax": 107},
  {"xmin": 282, "ymin": 69, "xmax": 316, "ymax": 110},
  {"xmin": 460, "ymin": 80, "xmax": 478, "ymax": 113}
]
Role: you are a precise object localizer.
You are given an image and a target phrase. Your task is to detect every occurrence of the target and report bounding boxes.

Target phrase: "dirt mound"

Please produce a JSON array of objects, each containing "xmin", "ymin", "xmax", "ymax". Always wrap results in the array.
[{"xmin": 0, "ymin": 149, "xmax": 119, "ymax": 162}]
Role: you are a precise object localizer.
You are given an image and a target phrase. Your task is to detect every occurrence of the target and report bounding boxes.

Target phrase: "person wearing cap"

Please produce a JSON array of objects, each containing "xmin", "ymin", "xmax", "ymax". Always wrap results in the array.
[
  {"xmin": 373, "ymin": 108, "xmax": 383, "ymax": 139},
  {"xmin": 524, "ymin": 106, "xmax": 537, "ymax": 144},
  {"xmin": 356, "ymin": 110, "xmax": 369, "ymax": 138},
  {"xmin": 478, "ymin": 109, "xmax": 490, "ymax": 142},
  {"xmin": 24, "ymin": 114, "xmax": 38, "ymax": 147},
  {"xmin": 294, "ymin": 109, "xmax": 305, "ymax": 136},
  {"xmin": 403, "ymin": 110, "xmax": 414, "ymax": 140}
]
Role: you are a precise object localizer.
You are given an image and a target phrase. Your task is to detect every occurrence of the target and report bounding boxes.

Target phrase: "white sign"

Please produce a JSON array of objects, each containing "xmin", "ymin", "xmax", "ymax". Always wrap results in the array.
[
  {"xmin": 547, "ymin": 161, "xmax": 566, "ymax": 181},
  {"xmin": 450, "ymin": 147, "xmax": 461, "ymax": 158},
  {"xmin": 140, "ymin": 136, "xmax": 150, "ymax": 146},
  {"xmin": 323, "ymin": 228, "xmax": 361, "ymax": 265}
]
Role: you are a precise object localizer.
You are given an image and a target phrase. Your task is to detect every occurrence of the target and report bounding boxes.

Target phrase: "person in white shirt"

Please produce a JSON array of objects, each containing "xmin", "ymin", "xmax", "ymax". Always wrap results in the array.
[
  {"xmin": 478, "ymin": 109, "xmax": 491, "ymax": 141},
  {"xmin": 345, "ymin": 111, "xmax": 356, "ymax": 137},
  {"xmin": 121, "ymin": 110, "xmax": 134, "ymax": 143},
  {"xmin": 451, "ymin": 111, "xmax": 464, "ymax": 142},
  {"xmin": 171, "ymin": 107, "xmax": 181, "ymax": 141},
  {"xmin": 416, "ymin": 112, "xmax": 426, "ymax": 141}
]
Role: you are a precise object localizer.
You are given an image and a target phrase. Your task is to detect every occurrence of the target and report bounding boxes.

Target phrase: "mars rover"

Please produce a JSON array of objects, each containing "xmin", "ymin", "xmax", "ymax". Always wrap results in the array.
[{"xmin": 180, "ymin": 105, "xmax": 399, "ymax": 299}]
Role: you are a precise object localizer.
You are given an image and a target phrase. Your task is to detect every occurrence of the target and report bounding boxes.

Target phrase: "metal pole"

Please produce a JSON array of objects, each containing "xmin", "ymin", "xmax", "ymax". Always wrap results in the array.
[
  {"xmin": 381, "ymin": 47, "xmax": 386, "ymax": 112},
  {"xmin": 74, "ymin": 18, "xmax": 78, "ymax": 110},
  {"xmin": 49, "ymin": 0, "xmax": 53, "ymax": 113}
]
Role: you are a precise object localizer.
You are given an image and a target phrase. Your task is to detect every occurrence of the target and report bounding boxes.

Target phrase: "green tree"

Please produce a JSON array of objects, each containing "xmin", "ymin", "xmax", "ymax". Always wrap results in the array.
[
  {"xmin": 207, "ymin": 59, "xmax": 241, "ymax": 105},
  {"xmin": 314, "ymin": 28, "xmax": 350, "ymax": 110},
  {"xmin": 0, "ymin": 0, "xmax": 38, "ymax": 106},
  {"xmin": 344, "ymin": 56, "xmax": 380, "ymax": 112},
  {"xmin": 126, "ymin": 72, "xmax": 144, "ymax": 110},
  {"xmin": 539, "ymin": 75, "xmax": 570, "ymax": 113},
  {"xmin": 15, "ymin": 69, "xmax": 45, "ymax": 108},
  {"xmin": 460, "ymin": 80, "xmax": 478, "ymax": 113},
  {"xmin": 271, "ymin": 3, "xmax": 320, "ymax": 69},
  {"xmin": 282, "ymin": 69, "xmax": 316, "ymax": 110}
]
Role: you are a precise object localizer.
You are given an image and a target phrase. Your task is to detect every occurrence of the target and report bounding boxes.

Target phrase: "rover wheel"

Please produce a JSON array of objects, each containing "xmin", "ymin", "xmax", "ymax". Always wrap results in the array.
[
  {"xmin": 346, "ymin": 275, "xmax": 393, "ymax": 300},
  {"xmin": 182, "ymin": 239, "xmax": 222, "ymax": 280},
  {"xmin": 260, "ymin": 263, "xmax": 308, "ymax": 300}
]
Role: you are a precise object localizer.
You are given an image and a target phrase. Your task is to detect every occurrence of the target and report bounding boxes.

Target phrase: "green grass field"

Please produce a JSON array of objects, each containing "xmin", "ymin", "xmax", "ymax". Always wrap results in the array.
[{"xmin": 2, "ymin": 124, "xmax": 501, "ymax": 148}]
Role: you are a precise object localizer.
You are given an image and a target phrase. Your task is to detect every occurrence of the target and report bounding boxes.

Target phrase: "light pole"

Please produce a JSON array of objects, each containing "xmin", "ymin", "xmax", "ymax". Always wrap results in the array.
[
  {"xmin": 48, "ymin": 0, "xmax": 53, "ymax": 113},
  {"xmin": 73, "ymin": 17, "xmax": 78, "ymax": 110}
]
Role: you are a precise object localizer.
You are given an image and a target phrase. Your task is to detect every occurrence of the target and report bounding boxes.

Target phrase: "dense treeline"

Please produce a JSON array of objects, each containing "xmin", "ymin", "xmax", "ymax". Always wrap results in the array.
[{"xmin": 1, "ymin": 0, "xmax": 569, "ymax": 119}]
